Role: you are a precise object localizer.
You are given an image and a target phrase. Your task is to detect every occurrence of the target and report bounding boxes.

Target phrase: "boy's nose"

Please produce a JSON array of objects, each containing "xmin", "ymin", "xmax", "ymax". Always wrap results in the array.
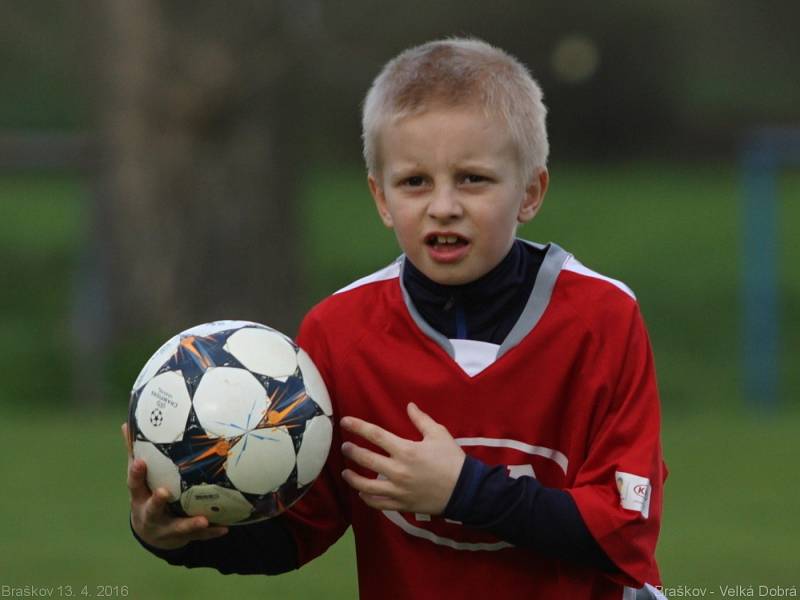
[{"xmin": 426, "ymin": 186, "xmax": 463, "ymax": 221}]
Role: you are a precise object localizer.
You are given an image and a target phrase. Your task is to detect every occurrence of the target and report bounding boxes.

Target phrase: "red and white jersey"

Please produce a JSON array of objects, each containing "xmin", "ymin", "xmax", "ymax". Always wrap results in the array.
[{"xmin": 285, "ymin": 241, "xmax": 666, "ymax": 600}]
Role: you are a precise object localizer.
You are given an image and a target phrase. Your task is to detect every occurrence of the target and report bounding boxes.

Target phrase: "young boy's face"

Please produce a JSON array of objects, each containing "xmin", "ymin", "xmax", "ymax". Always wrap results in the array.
[{"xmin": 368, "ymin": 105, "xmax": 548, "ymax": 286}]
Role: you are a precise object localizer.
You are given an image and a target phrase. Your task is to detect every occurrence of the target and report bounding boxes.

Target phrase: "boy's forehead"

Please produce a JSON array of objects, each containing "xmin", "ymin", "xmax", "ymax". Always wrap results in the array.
[
  {"xmin": 388, "ymin": 100, "xmax": 496, "ymax": 129},
  {"xmin": 379, "ymin": 106, "xmax": 517, "ymax": 166}
]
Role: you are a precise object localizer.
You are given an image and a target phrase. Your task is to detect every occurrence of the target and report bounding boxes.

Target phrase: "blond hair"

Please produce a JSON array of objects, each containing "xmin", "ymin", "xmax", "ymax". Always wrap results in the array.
[{"xmin": 362, "ymin": 38, "xmax": 549, "ymax": 183}]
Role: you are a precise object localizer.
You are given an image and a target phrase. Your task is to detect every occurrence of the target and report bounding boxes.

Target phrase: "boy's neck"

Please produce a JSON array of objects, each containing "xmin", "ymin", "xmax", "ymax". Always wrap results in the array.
[{"xmin": 402, "ymin": 240, "xmax": 545, "ymax": 343}]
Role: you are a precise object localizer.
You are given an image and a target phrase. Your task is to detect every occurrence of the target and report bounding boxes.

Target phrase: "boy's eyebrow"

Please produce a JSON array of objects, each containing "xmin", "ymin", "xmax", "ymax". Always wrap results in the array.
[
  {"xmin": 385, "ymin": 162, "xmax": 506, "ymax": 184},
  {"xmin": 389, "ymin": 156, "xmax": 502, "ymax": 172},
  {"xmin": 386, "ymin": 163, "xmax": 426, "ymax": 178},
  {"xmin": 454, "ymin": 159, "xmax": 501, "ymax": 171}
]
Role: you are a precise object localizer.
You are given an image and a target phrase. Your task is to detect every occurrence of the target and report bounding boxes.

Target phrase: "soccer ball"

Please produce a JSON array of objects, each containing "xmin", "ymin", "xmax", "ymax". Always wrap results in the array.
[{"xmin": 127, "ymin": 320, "xmax": 333, "ymax": 525}]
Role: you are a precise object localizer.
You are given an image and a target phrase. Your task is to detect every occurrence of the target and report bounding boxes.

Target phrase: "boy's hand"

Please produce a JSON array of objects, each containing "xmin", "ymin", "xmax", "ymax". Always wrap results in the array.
[
  {"xmin": 340, "ymin": 403, "xmax": 465, "ymax": 516},
  {"xmin": 122, "ymin": 423, "xmax": 229, "ymax": 550}
]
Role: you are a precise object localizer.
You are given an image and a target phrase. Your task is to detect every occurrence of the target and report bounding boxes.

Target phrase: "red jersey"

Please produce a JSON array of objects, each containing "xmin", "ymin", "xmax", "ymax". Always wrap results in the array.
[{"xmin": 285, "ymin": 242, "xmax": 665, "ymax": 600}]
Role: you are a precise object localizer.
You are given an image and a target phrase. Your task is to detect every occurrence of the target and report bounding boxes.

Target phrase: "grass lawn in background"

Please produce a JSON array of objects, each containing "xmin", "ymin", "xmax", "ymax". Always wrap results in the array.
[
  {"xmin": 304, "ymin": 162, "xmax": 800, "ymax": 413},
  {"xmin": 1, "ymin": 162, "xmax": 798, "ymax": 595},
  {"xmin": 0, "ymin": 409, "xmax": 797, "ymax": 597}
]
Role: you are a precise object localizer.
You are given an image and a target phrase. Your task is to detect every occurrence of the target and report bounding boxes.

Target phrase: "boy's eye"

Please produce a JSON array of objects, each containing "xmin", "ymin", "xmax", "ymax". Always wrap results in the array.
[
  {"xmin": 403, "ymin": 176, "xmax": 426, "ymax": 187},
  {"xmin": 462, "ymin": 174, "xmax": 488, "ymax": 184}
]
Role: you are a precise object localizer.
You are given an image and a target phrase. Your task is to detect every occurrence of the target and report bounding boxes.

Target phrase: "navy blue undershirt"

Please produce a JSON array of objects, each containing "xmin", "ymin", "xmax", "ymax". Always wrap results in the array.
[
  {"xmin": 133, "ymin": 514, "xmax": 298, "ymax": 574},
  {"xmin": 134, "ymin": 240, "xmax": 615, "ymax": 574},
  {"xmin": 403, "ymin": 239, "xmax": 543, "ymax": 343}
]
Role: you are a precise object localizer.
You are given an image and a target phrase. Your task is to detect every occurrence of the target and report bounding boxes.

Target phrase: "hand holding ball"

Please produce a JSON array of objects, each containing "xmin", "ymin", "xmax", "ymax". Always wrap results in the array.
[{"xmin": 127, "ymin": 321, "xmax": 332, "ymax": 525}]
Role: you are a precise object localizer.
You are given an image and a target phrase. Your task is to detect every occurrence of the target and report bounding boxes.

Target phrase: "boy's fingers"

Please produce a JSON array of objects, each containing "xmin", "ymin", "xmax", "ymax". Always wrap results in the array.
[
  {"xmin": 341, "ymin": 468, "xmax": 395, "ymax": 497},
  {"xmin": 341, "ymin": 441, "xmax": 394, "ymax": 476},
  {"xmin": 187, "ymin": 526, "xmax": 230, "ymax": 542},
  {"xmin": 142, "ymin": 487, "xmax": 172, "ymax": 521},
  {"xmin": 143, "ymin": 491, "xmax": 177, "ymax": 527},
  {"xmin": 145, "ymin": 516, "xmax": 210, "ymax": 546},
  {"xmin": 150, "ymin": 487, "xmax": 172, "ymax": 510},
  {"xmin": 340, "ymin": 416, "xmax": 403, "ymax": 453},
  {"xmin": 121, "ymin": 422, "xmax": 135, "ymax": 457},
  {"xmin": 174, "ymin": 515, "xmax": 208, "ymax": 535},
  {"xmin": 127, "ymin": 459, "xmax": 151, "ymax": 503},
  {"xmin": 406, "ymin": 402, "xmax": 441, "ymax": 437},
  {"xmin": 358, "ymin": 492, "xmax": 402, "ymax": 512},
  {"xmin": 126, "ymin": 458, "xmax": 141, "ymax": 489}
]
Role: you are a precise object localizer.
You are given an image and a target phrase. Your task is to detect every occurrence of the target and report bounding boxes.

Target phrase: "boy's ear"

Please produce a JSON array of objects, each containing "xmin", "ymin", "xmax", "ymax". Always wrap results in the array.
[
  {"xmin": 368, "ymin": 174, "xmax": 394, "ymax": 228},
  {"xmin": 518, "ymin": 168, "xmax": 549, "ymax": 224}
]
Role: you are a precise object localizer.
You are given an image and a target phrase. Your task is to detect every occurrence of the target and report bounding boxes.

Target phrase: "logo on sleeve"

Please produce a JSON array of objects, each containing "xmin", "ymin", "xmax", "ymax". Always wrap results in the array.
[{"xmin": 615, "ymin": 471, "xmax": 651, "ymax": 518}]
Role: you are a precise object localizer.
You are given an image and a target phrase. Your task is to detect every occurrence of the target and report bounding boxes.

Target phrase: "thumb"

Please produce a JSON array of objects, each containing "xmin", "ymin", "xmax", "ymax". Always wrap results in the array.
[
  {"xmin": 406, "ymin": 403, "xmax": 442, "ymax": 438},
  {"xmin": 121, "ymin": 422, "xmax": 133, "ymax": 458}
]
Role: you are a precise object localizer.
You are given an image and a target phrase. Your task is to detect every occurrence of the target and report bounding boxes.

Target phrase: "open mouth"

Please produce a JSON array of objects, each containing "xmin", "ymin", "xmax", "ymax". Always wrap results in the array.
[{"xmin": 424, "ymin": 233, "xmax": 469, "ymax": 247}]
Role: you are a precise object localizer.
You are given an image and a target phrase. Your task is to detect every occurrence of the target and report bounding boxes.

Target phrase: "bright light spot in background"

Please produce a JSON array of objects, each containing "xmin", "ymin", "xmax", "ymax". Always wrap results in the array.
[{"xmin": 551, "ymin": 35, "xmax": 600, "ymax": 84}]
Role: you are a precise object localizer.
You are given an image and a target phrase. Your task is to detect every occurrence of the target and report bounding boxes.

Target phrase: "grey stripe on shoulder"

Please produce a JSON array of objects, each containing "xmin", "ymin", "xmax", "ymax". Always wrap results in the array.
[
  {"xmin": 497, "ymin": 241, "xmax": 571, "ymax": 359},
  {"xmin": 398, "ymin": 258, "xmax": 456, "ymax": 359},
  {"xmin": 399, "ymin": 242, "xmax": 571, "ymax": 362}
]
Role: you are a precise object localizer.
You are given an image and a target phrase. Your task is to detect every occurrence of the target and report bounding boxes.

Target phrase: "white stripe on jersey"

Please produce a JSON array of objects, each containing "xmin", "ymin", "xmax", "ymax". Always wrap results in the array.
[
  {"xmin": 562, "ymin": 256, "xmax": 636, "ymax": 300},
  {"xmin": 455, "ymin": 437, "xmax": 569, "ymax": 475},
  {"xmin": 334, "ymin": 259, "xmax": 401, "ymax": 295},
  {"xmin": 381, "ymin": 508, "xmax": 513, "ymax": 552}
]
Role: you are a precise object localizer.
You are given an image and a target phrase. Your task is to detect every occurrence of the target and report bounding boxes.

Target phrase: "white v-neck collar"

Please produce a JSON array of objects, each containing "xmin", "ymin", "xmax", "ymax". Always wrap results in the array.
[{"xmin": 399, "ymin": 241, "xmax": 571, "ymax": 377}]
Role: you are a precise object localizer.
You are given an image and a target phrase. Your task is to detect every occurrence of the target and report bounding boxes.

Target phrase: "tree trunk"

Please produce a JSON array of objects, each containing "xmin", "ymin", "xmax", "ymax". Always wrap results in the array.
[{"xmin": 95, "ymin": 0, "xmax": 304, "ymax": 339}]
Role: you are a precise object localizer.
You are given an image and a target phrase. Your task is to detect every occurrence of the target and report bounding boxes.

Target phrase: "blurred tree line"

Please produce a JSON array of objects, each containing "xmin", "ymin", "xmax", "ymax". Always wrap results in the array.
[
  {"xmin": 4, "ymin": 1, "xmax": 799, "ymax": 154},
  {"xmin": 1, "ymin": 0, "xmax": 798, "ymax": 405}
]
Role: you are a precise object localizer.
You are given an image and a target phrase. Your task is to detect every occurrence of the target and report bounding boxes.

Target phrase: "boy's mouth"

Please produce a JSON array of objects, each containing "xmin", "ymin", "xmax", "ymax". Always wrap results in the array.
[
  {"xmin": 424, "ymin": 233, "xmax": 469, "ymax": 247},
  {"xmin": 424, "ymin": 233, "xmax": 470, "ymax": 263}
]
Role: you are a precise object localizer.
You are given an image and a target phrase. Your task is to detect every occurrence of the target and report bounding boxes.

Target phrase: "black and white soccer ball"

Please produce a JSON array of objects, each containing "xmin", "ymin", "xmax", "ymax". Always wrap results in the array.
[{"xmin": 127, "ymin": 320, "xmax": 333, "ymax": 525}]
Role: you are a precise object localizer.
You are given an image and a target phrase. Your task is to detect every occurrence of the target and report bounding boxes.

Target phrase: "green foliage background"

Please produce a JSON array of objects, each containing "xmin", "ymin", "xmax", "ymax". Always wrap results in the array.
[
  {"xmin": 1, "ymin": 164, "xmax": 798, "ymax": 596},
  {"xmin": 2, "ymin": 1, "xmax": 800, "ymax": 595}
]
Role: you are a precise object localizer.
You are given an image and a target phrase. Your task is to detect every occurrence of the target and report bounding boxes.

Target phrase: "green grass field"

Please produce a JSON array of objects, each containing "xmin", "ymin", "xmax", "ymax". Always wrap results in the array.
[
  {"xmin": 1, "ymin": 410, "xmax": 797, "ymax": 596},
  {"xmin": 1, "ymin": 163, "xmax": 798, "ymax": 596}
]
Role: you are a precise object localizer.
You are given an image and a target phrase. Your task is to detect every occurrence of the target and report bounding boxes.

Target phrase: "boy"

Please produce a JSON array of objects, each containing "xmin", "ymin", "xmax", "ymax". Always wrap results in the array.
[{"xmin": 126, "ymin": 38, "xmax": 666, "ymax": 599}]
